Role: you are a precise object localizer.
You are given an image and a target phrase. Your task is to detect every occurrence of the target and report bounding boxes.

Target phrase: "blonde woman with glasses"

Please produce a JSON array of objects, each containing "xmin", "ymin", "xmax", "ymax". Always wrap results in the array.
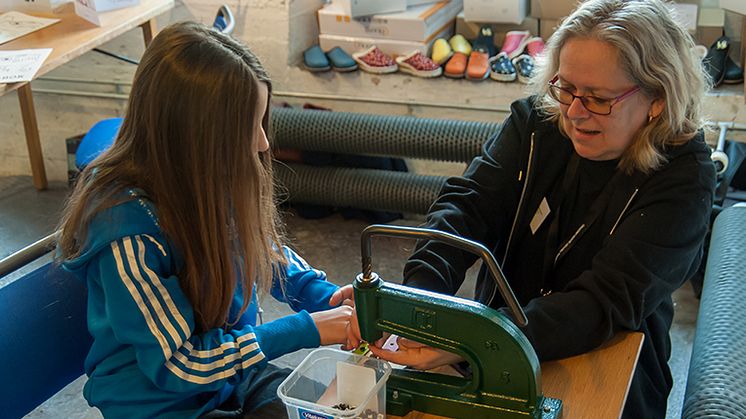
[{"xmin": 355, "ymin": 1, "xmax": 715, "ymax": 417}]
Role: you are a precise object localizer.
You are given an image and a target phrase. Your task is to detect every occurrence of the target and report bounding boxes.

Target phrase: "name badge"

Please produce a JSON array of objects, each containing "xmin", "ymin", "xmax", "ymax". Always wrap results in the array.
[{"xmin": 529, "ymin": 197, "xmax": 551, "ymax": 235}]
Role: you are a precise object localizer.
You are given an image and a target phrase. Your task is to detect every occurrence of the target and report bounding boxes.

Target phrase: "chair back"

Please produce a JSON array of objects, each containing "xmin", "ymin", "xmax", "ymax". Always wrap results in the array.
[{"xmin": 0, "ymin": 251, "xmax": 91, "ymax": 418}]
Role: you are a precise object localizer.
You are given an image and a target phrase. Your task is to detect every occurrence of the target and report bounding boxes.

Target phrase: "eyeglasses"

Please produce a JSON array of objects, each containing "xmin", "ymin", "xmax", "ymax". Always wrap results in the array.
[{"xmin": 548, "ymin": 76, "xmax": 641, "ymax": 115}]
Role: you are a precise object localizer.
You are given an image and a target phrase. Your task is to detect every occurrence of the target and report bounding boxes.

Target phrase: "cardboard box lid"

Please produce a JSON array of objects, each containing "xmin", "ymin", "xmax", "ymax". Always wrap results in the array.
[
  {"xmin": 319, "ymin": 0, "xmax": 458, "ymax": 24},
  {"xmin": 318, "ymin": 0, "xmax": 462, "ymax": 42},
  {"xmin": 720, "ymin": 0, "xmax": 746, "ymax": 17},
  {"xmin": 698, "ymin": 8, "xmax": 725, "ymax": 27},
  {"xmin": 530, "ymin": 0, "xmax": 577, "ymax": 19},
  {"xmin": 333, "ymin": 0, "xmax": 407, "ymax": 18},
  {"xmin": 669, "ymin": 3, "xmax": 698, "ymax": 33}
]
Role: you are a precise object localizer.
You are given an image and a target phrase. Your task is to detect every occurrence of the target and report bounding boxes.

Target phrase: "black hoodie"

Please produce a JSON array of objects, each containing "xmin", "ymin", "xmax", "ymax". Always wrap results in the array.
[{"xmin": 404, "ymin": 97, "xmax": 715, "ymax": 418}]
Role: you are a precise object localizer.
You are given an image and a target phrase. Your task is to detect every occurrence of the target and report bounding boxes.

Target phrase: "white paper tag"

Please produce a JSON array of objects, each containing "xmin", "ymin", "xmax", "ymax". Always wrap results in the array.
[
  {"xmin": 382, "ymin": 334, "xmax": 399, "ymax": 351},
  {"xmin": 529, "ymin": 197, "xmax": 551, "ymax": 235},
  {"xmin": 337, "ymin": 360, "xmax": 377, "ymax": 410}
]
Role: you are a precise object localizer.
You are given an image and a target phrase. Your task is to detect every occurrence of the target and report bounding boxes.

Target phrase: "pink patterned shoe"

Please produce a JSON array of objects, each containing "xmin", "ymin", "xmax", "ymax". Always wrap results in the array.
[
  {"xmin": 525, "ymin": 37, "xmax": 545, "ymax": 58},
  {"xmin": 501, "ymin": 30, "xmax": 531, "ymax": 59},
  {"xmin": 396, "ymin": 50, "xmax": 442, "ymax": 78},
  {"xmin": 353, "ymin": 46, "xmax": 398, "ymax": 74}
]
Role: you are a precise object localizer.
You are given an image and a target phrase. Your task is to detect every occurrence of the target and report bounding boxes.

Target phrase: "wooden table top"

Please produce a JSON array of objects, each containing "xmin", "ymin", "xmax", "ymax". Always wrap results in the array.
[
  {"xmin": 390, "ymin": 331, "xmax": 644, "ymax": 419},
  {"xmin": 0, "ymin": 0, "xmax": 173, "ymax": 95}
]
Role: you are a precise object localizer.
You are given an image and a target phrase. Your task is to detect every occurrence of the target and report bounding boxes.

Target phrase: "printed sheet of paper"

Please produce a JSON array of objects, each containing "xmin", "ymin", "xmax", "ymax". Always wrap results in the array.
[
  {"xmin": 0, "ymin": 48, "xmax": 52, "ymax": 83},
  {"xmin": 0, "ymin": 11, "xmax": 59, "ymax": 45}
]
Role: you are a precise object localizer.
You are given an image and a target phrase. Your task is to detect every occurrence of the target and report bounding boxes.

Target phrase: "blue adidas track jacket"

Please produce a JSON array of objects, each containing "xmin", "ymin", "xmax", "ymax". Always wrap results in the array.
[{"xmin": 62, "ymin": 189, "xmax": 339, "ymax": 418}]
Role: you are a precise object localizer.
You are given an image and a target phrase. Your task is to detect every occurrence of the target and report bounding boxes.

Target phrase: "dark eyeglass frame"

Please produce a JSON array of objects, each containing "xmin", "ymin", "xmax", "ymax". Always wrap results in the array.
[{"xmin": 548, "ymin": 75, "xmax": 641, "ymax": 116}]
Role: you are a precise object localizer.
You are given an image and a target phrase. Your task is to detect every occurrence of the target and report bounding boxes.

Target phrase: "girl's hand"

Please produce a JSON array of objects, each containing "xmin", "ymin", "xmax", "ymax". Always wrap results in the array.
[
  {"xmin": 328, "ymin": 284, "xmax": 362, "ymax": 349},
  {"xmin": 329, "ymin": 284, "xmax": 354, "ymax": 307},
  {"xmin": 368, "ymin": 337, "xmax": 464, "ymax": 371},
  {"xmin": 311, "ymin": 305, "xmax": 356, "ymax": 349}
]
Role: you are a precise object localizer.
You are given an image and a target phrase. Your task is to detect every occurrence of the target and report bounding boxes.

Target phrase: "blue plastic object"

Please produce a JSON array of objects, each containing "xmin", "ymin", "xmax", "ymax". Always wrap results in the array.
[
  {"xmin": 75, "ymin": 117, "xmax": 122, "ymax": 170},
  {"xmin": 0, "ymin": 263, "xmax": 92, "ymax": 419},
  {"xmin": 213, "ymin": 15, "xmax": 227, "ymax": 32},
  {"xmin": 76, "ymin": 6, "xmax": 235, "ymax": 171}
]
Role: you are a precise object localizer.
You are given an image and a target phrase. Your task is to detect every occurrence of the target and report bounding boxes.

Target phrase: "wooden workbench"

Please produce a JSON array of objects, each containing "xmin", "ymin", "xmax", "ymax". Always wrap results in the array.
[{"xmin": 390, "ymin": 332, "xmax": 644, "ymax": 419}]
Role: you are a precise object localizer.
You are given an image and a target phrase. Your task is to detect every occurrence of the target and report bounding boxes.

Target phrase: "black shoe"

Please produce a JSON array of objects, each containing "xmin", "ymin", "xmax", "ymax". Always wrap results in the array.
[
  {"xmin": 722, "ymin": 55, "xmax": 744, "ymax": 85},
  {"xmin": 703, "ymin": 36, "xmax": 730, "ymax": 87},
  {"xmin": 472, "ymin": 25, "xmax": 497, "ymax": 57}
]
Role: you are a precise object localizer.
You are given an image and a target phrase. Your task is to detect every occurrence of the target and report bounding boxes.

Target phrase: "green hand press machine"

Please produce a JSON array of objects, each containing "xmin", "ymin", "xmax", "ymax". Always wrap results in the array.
[{"xmin": 353, "ymin": 224, "xmax": 562, "ymax": 419}]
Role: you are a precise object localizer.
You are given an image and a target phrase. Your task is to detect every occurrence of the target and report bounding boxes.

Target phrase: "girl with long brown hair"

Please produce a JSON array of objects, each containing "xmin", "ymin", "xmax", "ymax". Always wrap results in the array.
[{"xmin": 58, "ymin": 21, "xmax": 352, "ymax": 418}]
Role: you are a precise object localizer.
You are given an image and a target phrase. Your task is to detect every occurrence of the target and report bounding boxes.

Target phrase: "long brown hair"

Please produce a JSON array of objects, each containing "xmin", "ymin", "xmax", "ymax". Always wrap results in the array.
[{"xmin": 57, "ymin": 21, "xmax": 285, "ymax": 332}]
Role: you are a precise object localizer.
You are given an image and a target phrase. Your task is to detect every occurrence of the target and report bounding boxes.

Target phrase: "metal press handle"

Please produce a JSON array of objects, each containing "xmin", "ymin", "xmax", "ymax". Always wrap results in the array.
[{"xmin": 360, "ymin": 224, "xmax": 528, "ymax": 327}]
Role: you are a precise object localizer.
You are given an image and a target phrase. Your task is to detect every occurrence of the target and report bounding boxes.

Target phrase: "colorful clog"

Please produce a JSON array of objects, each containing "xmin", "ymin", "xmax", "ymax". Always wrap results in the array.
[
  {"xmin": 443, "ymin": 52, "xmax": 468, "ymax": 78},
  {"xmin": 449, "ymin": 34, "xmax": 472, "ymax": 56},
  {"xmin": 326, "ymin": 47, "xmax": 358, "ymax": 72},
  {"xmin": 353, "ymin": 46, "xmax": 398, "ymax": 74},
  {"xmin": 303, "ymin": 45, "xmax": 331, "ymax": 72},
  {"xmin": 431, "ymin": 38, "xmax": 453, "ymax": 65},
  {"xmin": 397, "ymin": 51, "xmax": 442, "ymax": 78},
  {"xmin": 501, "ymin": 30, "xmax": 531, "ymax": 59}
]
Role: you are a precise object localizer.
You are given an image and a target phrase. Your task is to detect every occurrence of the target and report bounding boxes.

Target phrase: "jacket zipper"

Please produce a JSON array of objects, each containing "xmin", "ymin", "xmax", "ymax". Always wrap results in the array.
[
  {"xmin": 553, "ymin": 187, "xmax": 640, "ymax": 265},
  {"xmin": 609, "ymin": 188, "xmax": 639, "ymax": 236},
  {"xmin": 502, "ymin": 132, "xmax": 535, "ymax": 266}
]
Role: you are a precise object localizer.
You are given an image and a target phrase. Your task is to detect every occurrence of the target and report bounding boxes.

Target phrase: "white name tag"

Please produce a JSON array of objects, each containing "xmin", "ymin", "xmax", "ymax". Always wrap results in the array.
[{"xmin": 529, "ymin": 197, "xmax": 551, "ymax": 235}]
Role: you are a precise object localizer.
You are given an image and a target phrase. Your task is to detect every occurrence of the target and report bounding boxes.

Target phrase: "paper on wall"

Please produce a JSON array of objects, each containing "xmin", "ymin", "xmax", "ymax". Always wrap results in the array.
[
  {"xmin": 0, "ymin": 47, "xmax": 52, "ymax": 83},
  {"xmin": 0, "ymin": 11, "xmax": 59, "ymax": 45}
]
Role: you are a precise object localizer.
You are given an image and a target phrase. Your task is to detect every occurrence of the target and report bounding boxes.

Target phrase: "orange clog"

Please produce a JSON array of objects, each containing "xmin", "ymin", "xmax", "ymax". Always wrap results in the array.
[
  {"xmin": 466, "ymin": 50, "xmax": 490, "ymax": 81},
  {"xmin": 443, "ymin": 52, "xmax": 467, "ymax": 78}
]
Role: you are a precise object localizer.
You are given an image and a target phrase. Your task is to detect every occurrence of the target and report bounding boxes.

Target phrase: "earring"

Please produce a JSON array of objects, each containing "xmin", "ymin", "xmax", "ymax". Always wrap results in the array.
[{"xmin": 648, "ymin": 114, "xmax": 654, "ymax": 123}]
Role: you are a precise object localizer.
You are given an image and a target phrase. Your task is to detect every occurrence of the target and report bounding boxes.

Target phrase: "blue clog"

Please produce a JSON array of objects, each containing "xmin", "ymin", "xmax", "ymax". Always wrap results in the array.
[
  {"xmin": 303, "ymin": 45, "xmax": 331, "ymax": 72},
  {"xmin": 326, "ymin": 47, "xmax": 357, "ymax": 72}
]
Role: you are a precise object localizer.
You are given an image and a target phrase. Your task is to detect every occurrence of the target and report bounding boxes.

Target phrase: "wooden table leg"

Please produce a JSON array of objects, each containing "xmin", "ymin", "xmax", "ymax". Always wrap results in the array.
[
  {"xmin": 140, "ymin": 18, "xmax": 157, "ymax": 47},
  {"xmin": 16, "ymin": 83, "xmax": 48, "ymax": 191},
  {"xmin": 741, "ymin": 15, "xmax": 746, "ymax": 102}
]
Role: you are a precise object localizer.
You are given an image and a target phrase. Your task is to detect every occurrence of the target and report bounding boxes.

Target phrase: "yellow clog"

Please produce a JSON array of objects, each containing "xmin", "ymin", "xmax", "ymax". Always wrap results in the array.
[
  {"xmin": 449, "ymin": 34, "xmax": 472, "ymax": 56},
  {"xmin": 431, "ymin": 38, "xmax": 453, "ymax": 65}
]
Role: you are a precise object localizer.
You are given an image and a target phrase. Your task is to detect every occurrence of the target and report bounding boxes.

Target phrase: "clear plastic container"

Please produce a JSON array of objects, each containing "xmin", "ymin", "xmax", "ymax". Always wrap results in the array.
[{"xmin": 277, "ymin": 347, "xmax": 392, "ymax": 419}]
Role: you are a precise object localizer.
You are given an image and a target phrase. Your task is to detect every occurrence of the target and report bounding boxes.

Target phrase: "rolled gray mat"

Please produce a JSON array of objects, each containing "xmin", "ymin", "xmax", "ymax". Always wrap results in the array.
[
  {"xmin": 275, "ymin": 163, "xmax": 447, "ymax": 215},
  {"xmin": 682, "ymin": 206, "xmax": 746, "ymax": 419},
  {"xmin": 271, "ymin": 107, "xmax": 499, "ymax": 163}
]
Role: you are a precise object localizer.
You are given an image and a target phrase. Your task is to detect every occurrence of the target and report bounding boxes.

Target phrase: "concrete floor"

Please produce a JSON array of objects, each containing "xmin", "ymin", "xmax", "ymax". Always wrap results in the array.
[{"xmin": 0, "ymin": 175, "xmax": 699, "ymax": 419}]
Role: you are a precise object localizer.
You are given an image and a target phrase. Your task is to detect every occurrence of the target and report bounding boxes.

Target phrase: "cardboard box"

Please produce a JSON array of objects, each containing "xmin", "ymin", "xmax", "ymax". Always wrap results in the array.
[
  {"xmin": 539, "ymin": 18, "xmax": 559, "ymax": 40},
  {"xmin": 719, "ymin": 0, "xmax": 746, "ymax": 16},
  {"xmin": 318, "ymin": 0, "xmax": 462, "ymax": 42},
  {"xmin": 333, "ymin": 0, "xmax": 407, "ymax": 18},
  {"xmin": 74, "ymin": 0, "xmax": 139, "ymax": 25},
  {"xmin": 532, "ymin": 2, "xmax": 698, "ymax": 34},
  {"xmin": 696, "ymin": 8, "xmax": 725, "ymax": 48},
  {"xmin": 408, "ymin": 0, "xmax": 442, "ymax": 5},
  {"xmin": 318, "ymin": 23, "xmax": 452, "ymax": 57},
  {"xmin": 668, "ymin": 3, "xmax": 697, "ymax": 33},
  {"xmin": 530, "ymin": 0, "xmax": 577, "ymax": 20},
  {"xmin": 463, "ymin": 0, "xmax": 528, "ymax": 24},
  {"xmin": 4, "ymin": 0, "xmax": 53, "ymax": 14},
  {"xmin": 456, "ymin": 11, "xmax": 538, "ymax": 46}
]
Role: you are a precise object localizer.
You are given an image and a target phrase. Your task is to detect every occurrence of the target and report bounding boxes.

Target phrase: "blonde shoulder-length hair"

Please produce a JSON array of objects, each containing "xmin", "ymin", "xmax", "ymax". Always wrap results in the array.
[
  {"xmin": 58, "ymin": 21, "xmax": 285, "ymax": 332},
  {"xmin": 529, "ymin": 0, "xmax": 709, "ymax": 174}
]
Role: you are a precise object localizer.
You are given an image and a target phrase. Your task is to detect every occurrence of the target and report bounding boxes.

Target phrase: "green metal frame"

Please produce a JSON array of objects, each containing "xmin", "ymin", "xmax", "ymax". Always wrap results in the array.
[{"xmin": 353, "ymin": 225, "xmax": 562, "ymax": 419}]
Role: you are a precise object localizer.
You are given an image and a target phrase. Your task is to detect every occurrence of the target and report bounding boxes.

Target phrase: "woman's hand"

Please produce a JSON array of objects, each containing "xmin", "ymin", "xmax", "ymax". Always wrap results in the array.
[
  {"xmin": 369, "ymin": 337, "xmax": 464, "ymax": 371},
  {"xmin": 310, "ymin": 305, "xmax": 356, "ymax": 349}
]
